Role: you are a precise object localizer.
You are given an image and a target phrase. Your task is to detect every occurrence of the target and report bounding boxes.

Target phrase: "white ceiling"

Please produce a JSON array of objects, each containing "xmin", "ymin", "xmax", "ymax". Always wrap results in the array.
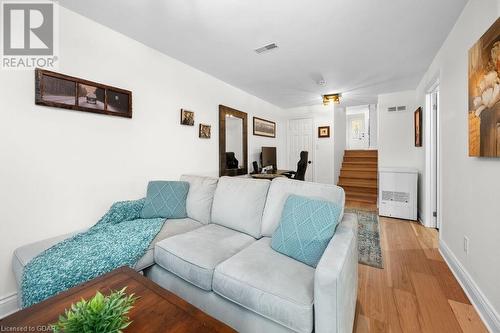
[{"xmin": 58, "ymin": 0, "xmax": 467, "ymax": 108}]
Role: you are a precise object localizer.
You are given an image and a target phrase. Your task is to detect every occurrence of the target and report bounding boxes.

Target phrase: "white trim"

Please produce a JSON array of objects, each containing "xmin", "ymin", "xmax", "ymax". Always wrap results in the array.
[
  {"xmin": 423, "ymin": 79, "xmax": 441, "ymax": 229},
  {"xmin": 0, "ymin": 293, "xmax": 19, "ymax": 319},
  {"xmin": 439, "ymin": 240, "xmax": 500, "ymax": 333}
]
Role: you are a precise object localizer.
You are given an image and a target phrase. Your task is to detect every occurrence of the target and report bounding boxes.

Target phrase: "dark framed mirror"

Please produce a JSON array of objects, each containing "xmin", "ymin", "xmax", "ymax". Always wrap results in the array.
[{"xmin": 219, "ymin": 105, "xmax": 248, "ymax": 176}]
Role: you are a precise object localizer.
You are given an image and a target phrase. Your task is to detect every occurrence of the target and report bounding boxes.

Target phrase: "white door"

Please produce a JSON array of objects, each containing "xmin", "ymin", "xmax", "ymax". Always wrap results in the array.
[
  {"xmin": 347, "ymin": 113, "xmax": 368, "ymax": 149},
  {"xmin": 288, "ymin": 118, "xmax": 313, "ymax": 181}
]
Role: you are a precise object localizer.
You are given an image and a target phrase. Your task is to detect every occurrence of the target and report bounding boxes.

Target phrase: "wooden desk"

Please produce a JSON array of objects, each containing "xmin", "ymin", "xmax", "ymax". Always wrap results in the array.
[
  {"xmin": 250, "ymin": 170, "xmax": 291, "ymax": 180},
  {"xmin": 0, "ymin": 267, "xmax": 235, "ymax": 333}
]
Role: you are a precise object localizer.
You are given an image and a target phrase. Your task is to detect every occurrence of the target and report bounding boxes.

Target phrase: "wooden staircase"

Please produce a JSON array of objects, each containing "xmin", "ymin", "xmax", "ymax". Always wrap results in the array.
[{"xmin": 338, "ymin": 150, "xmax": 378, "ymax": 208}]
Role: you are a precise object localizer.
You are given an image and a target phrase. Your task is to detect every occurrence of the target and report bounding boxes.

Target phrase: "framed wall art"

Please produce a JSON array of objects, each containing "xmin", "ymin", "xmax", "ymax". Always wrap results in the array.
[
  {"xmin": 253, "ymin": 117, "xmax": 276, "ymax": 138},
  {"xmin": 35, "ymin": 69, "xmax": 132, "ymax": 118},
  {"xmin": 318, "ymin": 126, "xmax": 330, "ymax": 138},
  {"xmin": 414, "ymin": 107, "xmax": 422, "ymax": 147}
]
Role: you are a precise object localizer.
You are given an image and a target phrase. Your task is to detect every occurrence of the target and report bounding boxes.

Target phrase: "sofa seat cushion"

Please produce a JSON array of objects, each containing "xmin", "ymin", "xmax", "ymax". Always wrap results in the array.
[
  {"xmin": 213, "ymin": 237, "xmax": 315, "ymax": 333},
  {"xmin": 12, "ymin": 218, "xmax": 202, "ymax": 286},
  {"xmin": 154, "ymin": 224, "xmax": 255, "ymax": 291},
  {"xmin": 134, "ymin": 217, "xmax": 203, "ymax": 270}
]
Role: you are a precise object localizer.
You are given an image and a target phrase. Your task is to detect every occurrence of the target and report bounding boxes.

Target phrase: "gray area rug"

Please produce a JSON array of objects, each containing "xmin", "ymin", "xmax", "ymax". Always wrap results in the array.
[{"xmin": 345, "ymin": 208, "xmax": 383, "ymax": 269}]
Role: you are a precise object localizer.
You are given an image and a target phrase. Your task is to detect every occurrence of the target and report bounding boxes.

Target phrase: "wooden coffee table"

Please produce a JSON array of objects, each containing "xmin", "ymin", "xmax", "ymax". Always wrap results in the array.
[{"xmin": 0, "ymin": 267, "xmax": 235, "ymax": 333}]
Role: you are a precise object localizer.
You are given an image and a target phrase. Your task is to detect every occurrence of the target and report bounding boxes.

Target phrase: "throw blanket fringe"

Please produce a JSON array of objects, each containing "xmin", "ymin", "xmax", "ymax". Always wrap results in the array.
[{"xmin": 21, "ymin": 199, "xmax": 165, "ymax": 308}]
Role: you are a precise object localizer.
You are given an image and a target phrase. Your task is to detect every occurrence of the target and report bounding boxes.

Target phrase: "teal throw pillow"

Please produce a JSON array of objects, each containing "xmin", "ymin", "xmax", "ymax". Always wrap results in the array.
[
  {"xmin": 141, "ymin": 181, "xmax": 189, "ymax": 219},
  {"xmin": 271, "ymin": 194, "xmax": 342, "ymax": 267}
]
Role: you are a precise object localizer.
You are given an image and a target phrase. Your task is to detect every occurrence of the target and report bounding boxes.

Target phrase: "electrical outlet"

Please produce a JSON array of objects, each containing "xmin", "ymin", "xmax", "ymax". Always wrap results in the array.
[{"xmin": 463, "ymin": 236, "xmax": 469, "ymax": 255}]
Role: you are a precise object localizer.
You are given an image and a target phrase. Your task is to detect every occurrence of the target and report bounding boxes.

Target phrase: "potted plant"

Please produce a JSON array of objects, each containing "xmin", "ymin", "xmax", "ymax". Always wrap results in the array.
[{"xmin": 52, "ymin": 287, "xmax": 137, "ymax": 333}]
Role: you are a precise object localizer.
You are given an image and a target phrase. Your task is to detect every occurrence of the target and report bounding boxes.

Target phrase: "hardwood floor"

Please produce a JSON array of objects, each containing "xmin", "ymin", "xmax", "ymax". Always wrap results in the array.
[{"xmin": 352, "ymin": 208, "xmax": 488, "ymax": 333}]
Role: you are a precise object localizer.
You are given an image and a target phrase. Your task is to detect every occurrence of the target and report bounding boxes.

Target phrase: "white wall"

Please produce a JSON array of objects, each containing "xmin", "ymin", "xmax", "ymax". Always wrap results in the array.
[
  {"xmin": 416, "ymin": 0, "xmax": 500, "ymax": 329},
  {"xmin": 285, "ymin": 104, "xmax": 336, "ymax": 184},
  {"xmin": 0, "ymin": 7, "xmax": 287, "ymax": 309},
  {"xmin": 333, "ymin": 105, "xmax": 347, "ymax": 184},
  {"xmin": 377, "ymin": 90, "xmax": 425, "ymax": 217},
  {"xmin": 369, "ymin": 104, "xmax": 378, "ymax": 148}
]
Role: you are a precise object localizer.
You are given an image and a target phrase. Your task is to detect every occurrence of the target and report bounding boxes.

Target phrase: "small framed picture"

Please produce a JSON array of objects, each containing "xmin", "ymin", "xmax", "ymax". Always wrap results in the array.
[
  {"xmin": 318, "ymin": 126, "xmax": 330, "ymax": 138},
  {"xmin": 414, "ymin": 107, "xmax": 422, "ymax": 147},
  {"xmin": 180, "ymin": 109, "xmax": 194, "ymax": 126},
  {"xmin": 199, "ymin": 124, "xmax": 211, "ymax": 138}
]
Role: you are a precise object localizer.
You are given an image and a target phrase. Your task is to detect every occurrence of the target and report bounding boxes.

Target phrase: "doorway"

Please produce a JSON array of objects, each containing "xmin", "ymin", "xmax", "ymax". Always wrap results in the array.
[
  {"xmin": 426, "ymin": 84, "xmax": 440, "ymax": 229},
  {"xmin": 287, "ymin": 118, "xmax": 314, "ymax": 182},
  {"xmin": 346, "ymin": 107, "xmax": 370, "ymax": 149}
]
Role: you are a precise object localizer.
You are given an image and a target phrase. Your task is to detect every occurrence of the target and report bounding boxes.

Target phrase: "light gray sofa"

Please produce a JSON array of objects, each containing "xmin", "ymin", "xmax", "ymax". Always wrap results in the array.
[{"xmin": 13, "ymin": 175, "xmax": 358, "ymax": 333}]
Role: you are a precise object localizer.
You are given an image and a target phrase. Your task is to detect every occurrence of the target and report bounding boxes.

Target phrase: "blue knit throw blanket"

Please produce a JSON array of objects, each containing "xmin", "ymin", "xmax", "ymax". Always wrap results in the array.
[{"xmin": 21, "ymin": 199, "xmax": 165, "ymax": 308}]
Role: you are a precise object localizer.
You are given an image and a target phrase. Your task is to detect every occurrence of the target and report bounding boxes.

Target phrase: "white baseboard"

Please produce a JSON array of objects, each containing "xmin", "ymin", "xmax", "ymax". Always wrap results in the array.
[
  {"xmin": 0, "ymin": 293, "xmax": 19, "ymax": 319},
  {"xmin": 439, "ymin": 240, "xmax": 500, "ymax": 333}
]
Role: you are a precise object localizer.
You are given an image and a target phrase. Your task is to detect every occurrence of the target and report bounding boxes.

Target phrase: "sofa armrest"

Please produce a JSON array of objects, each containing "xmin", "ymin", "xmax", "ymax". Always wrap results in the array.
[{"xmin": 314, "ymin": 213, "xmax": 358, "ymax": 333}]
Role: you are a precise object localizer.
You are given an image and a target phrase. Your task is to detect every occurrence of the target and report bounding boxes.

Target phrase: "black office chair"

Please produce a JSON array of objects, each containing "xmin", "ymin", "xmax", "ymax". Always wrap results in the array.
[
  {"xmin": 283, "ymin": 151, "xmax": 309, "ymax": 181},
  {"xmin": 225, "ymin": 152, "xmax": 239, "ymax": 169}
]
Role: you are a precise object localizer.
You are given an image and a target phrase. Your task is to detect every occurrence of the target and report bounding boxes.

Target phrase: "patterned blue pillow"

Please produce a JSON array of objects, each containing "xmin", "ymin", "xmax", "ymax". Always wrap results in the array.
[
  {"xmin": 141, "ymin": 181, "xmax": 189, "ymax": 219},
  {"xmin": 271, "ymin": 194, "xmax": 342, "ymax": 267}
]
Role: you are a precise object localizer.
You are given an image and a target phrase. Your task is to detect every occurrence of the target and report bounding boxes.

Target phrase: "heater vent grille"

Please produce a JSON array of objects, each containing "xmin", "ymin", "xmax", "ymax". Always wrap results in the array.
[{"xmin": 255, "ymin": 43, "xmax": 278, "ymax": 54}]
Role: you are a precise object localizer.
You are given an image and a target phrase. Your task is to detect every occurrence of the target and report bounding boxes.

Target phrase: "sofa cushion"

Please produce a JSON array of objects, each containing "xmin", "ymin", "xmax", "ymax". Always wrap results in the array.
[
  {"xmin": 154, "ymin": 224, "xmax": 255, "ymax": 291},
  {"xmin": 134, "ymin": 217, "xmax": 203, "ymax": 270},
  {"xmin": 213, "ymin": 237, "xmax": 315, "ymax": 333},
  {"xmin": 12, "ymin": 218, "xmax": 202, "ymax": 286},
  {"xmin": 180, "ymin": 175, "xmax": 218, "ymax": 224},
  {"xmin": 141, "ymin": 181, "xmax": 190, "ymax": 219},
  {"xmin": 211, "ymin": 177, "xmax": 270, "ymax": 238},
  {"xmin": 271, "ymin": 195, "xmax": 342, "ymax": 268},
  {"xmin": 261, "ymin": 177, "xmax": 345, "ymax": 236}
]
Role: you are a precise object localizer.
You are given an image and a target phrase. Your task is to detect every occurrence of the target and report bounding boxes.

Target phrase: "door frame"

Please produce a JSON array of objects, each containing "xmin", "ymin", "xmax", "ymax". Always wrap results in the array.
[
  {"xmin": 424, "ymin": 79, "xmax": 441, "ymax": 229},
  {"xmin": 345, "ymin": 107, "xmax": 370, "ymax": 149},
  {"xmin": 287, "ymin": 118, "xmax": 315, "ymax": 182}
]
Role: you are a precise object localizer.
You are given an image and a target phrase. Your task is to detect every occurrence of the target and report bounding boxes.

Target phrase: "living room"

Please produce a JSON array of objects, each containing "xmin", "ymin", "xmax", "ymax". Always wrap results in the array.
[{"xmin": 1, "ymin": 0, "xmax": 499, "ymax": 332}]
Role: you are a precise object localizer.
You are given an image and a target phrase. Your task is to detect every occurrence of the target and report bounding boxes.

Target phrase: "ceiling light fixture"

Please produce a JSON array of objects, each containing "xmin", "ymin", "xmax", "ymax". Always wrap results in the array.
[{"xmin": 322, "ymin": 93, "xmax": 341, "ymax": 105}]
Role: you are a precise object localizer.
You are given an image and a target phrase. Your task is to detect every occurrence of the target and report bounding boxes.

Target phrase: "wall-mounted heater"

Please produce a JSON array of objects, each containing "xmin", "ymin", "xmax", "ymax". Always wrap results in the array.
[{"xmin": 379, "ymin": 167, "xmax": 418, "ymax": 220}]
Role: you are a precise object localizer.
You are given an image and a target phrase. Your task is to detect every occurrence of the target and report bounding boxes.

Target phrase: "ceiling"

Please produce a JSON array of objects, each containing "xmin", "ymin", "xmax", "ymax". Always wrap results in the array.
[{"xmin": 58, "ymin": 0, "xmax": 467, "ymax": 108}]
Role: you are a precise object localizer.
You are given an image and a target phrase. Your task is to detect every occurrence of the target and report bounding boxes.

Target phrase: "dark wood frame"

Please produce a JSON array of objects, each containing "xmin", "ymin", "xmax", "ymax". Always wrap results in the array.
[
  {"xmin": 318, "ymin": 126, "xmax": 330, "ymax": 138},
  {"xmin": 414, "ymin": 107, "xmax": 422, "ymax": 147},
  {"xmin": 35, "ymin": 68, "xmax": 132, "ymax": 118},
  {"xmin": 219, "ymin": 105, "xmax": 248, "ymax": 176},
  {"xmin": 253, "ymin": 116, "xmax": 276, "ymax": 138},
  {"xmin": 199, "ymin": 123, "xmax": 211, "ymax": 138}
]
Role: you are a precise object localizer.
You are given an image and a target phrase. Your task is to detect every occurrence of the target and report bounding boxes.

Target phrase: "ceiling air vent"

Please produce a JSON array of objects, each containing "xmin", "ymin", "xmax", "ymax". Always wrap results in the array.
[
  {"xmin": 388, "ymin": 105, "xmax": 407, "ymax": 112},
  {"xmin": 255, "ymin": 43, "xmax": 278, "ymax": 54}
]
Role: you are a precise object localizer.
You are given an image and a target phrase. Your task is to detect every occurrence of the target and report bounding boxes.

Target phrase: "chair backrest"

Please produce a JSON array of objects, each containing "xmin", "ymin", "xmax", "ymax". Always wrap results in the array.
[
  {"xmin": 294, "ymin": 151, "xmax": 308, "ymax": 181},
  {"xmin": 225, "ymin": 152, "xmax": 238, "ymax": 169}
]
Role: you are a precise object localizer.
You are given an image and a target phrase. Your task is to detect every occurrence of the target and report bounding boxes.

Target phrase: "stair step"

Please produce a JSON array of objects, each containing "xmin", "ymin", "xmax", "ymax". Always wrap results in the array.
[
  {"xmin": 339, "ymin": 170, "xmax": 378, "ymax": 179},
  {"xmin": 338, "ymin": 178, "xmax": 378, "ymax": 188},
  {"xmin": 340, "ymin": 186, "xmax": 378, "ymax": 195},
  {"xmin": 343, "ymin": 156, "xmax": 378, "ymax": 163},
  {"xmin": 344, "ymin": 150, "xmax": 378, "ymax": 158},
  {"xmin": 345, "ymin": 192, "xmax": 378, "ymax": 204},
  {"xmin": 342, "ymin": 161, "xmax": 378, "ymax": 166},
  {"xmin": 341, "ymin": 165, "xmax": 378, "ymax": 172}
]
